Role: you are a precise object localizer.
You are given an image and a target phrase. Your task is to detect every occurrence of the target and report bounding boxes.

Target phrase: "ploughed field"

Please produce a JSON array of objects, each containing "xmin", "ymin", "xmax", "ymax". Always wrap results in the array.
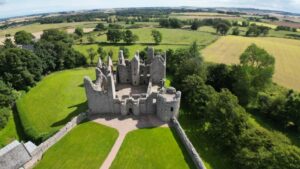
[
  {"xmin": 202, "ymin": 36, "xmax": 300, "ymax": 91},
  {"xmin": 110, "ymin": 127, "xmax": 195, "ymax": 169},
  {"xmin": 34, "ymin": 122, "xmax": 118, "ymax": 169},
  {"xmin": 16, "ymin": 68, "xmax": 95, "ymax": 141}
]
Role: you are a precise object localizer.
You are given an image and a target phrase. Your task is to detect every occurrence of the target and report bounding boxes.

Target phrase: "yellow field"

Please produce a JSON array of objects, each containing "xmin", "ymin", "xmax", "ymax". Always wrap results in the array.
[{"xmin": 203, "ymin": 36, "xmax": 300, "ymax": 91}]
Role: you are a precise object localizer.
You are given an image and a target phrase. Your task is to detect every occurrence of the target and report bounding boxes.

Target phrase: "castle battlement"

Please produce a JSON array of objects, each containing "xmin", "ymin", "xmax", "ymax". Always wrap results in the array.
[{"xmin": 84, "ymin": 47, "xmax": 181, "ymax": 122}]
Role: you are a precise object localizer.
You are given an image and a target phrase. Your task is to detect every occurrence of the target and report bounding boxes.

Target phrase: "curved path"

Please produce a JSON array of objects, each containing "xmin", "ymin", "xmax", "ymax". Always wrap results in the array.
[{"xmin": 89, "ymin": 114, "xmax": 169, "ymax": 169}]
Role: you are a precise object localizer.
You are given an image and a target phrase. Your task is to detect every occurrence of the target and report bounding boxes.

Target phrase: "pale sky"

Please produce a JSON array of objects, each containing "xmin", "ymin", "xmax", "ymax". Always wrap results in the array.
[{"xmin": 1, "ymin": 0, "xmax": 300, "ymax": 19}]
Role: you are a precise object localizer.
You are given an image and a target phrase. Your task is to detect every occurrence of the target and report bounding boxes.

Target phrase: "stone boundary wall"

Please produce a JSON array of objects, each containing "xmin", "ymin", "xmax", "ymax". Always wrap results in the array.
[
  {"xmin": 171, "ymin": 117, "xmax": 206, "ymax": 169},
  {"xmin": 23, "ymin": 113, "xmax": 87, "ymax": 169}
]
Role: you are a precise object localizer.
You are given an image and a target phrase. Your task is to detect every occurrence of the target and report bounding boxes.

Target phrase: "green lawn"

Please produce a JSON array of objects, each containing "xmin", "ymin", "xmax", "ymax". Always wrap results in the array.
[
  {"xmin": 34, "ymin": 122, "xmax": 118, "ymax": 169},
  {"xmin": 16, "ymin": 67, "xmax": 95, "ymax": 141},
  {"xmin": 110, "ymin": 127, "xmax": 195, "ymax": 169},
  {"xmin": 0, "ymin": 112, "xmax": 21, "ymax": 148}
]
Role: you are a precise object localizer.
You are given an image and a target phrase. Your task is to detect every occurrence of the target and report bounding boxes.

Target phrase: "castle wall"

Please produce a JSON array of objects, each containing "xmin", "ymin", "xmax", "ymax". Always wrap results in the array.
[
  {"xmin": 150, "ymin": 56, "xmax": 166, "ymax": 84},
  {"xmin": 146, "ymin": 93, "xmax": 157, "ymax": 114},
  {"xmin": 117, "ymin": 64, "xmax": 131, "ymax": 84},
  {"xmin": 84, "ymin": 77, "xmax": 113, "ymax": 114}
]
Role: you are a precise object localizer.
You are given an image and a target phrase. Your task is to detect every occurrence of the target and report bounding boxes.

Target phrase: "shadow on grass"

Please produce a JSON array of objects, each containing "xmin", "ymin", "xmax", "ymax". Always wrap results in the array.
[
  {"xmin": 286, "ymin": 34, "xmax": 300, "ymax": 39},
  {"xmin": 51, "ymin": 101, "xmax": 88, "ymax": 127},
  {"xmin": 12, "ymin": 105, "xmax": 28, "ymax": 142},
  {"xmin": 170, "ymin": 127, "xmax": 197, "ymax": 169}
]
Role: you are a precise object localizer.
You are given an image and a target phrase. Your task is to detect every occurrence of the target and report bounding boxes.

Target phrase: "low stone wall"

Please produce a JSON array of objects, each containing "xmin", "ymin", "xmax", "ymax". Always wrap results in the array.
[
  {"xmin": 23, "ymin": 113, "xmax": 87, "ymax": 169},
  {"xmin": 171, "ymin": 117, "xmax": 206, "ymax": 169}
]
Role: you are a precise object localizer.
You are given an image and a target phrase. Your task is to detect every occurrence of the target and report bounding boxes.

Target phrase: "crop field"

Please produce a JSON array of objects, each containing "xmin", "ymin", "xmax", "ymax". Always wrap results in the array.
[
  {"xmin": 16, "ymin": 68, "xmax": 95, "ymax": 140},
  {"xmin": 74, "ymin": 27, "xmax": 219, "ymax": 62},
  {"xmin": 202, "ymin": 36, "xmax": 300, "ymax": 91},
  {"xmin": 170, "ymin": 12, "xmax": 242, "ymax": 21},
  {"xmin": 34, "ymin": 122, "xmax": 118, "ymax": 169},
  {"xmin": 0, "ymin": 22, "xmax": 98, "ymax": 37},
  {"xmin": 110, "ymin": 127, "xmax": 194, "ymax": 169}
]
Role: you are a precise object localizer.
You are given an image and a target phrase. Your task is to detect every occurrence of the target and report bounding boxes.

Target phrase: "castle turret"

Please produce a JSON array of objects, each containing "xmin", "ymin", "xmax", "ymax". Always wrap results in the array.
[
  {"xmin": 131, "ymin": 53, "xmax": 140, "ymax": 86},
  {"xmin": 97, "ymin": 57, "xmax": 103, "ymax": 68},
  {"xmin": 118, "ymin": 50, "xmax": 125, "ymax": 65}
]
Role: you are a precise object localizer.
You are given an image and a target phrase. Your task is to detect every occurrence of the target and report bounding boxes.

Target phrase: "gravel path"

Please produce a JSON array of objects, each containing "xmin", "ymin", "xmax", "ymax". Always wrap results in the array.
[{"xmin": 89, "ymin": 114, "xmax": 169, "ymax": 169}]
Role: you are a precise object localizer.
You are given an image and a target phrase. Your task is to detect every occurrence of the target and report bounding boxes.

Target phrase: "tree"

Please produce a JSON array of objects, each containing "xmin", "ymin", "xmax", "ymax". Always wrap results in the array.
[
  {"xmin": 0, "ymin": 107, "xmax": 10, "ymax": 129},
  {"xmin": 191, "ymin": 20, "xmax": 201, "ymax": 30},
  {"xmin": 119, "ymin": 46, "xmax": 130, "ymax": 58},
  {"xmin": 232, "ymin": 27, "xmax": 240, "ymax": 35},
  {"xmin": 123, "ymin": 30, "xmax": 138, "ymax": 44},
  {"xmin": 107, "ymin": 29, "xmax": 123, "ymax": 43},
  {"xmin": 151, "ymin": 30, "xmax": 162, "ymax": 45},
  {"xmin": 74, "ymin": 27, "xmax": 84, "ymax": 37},
  {"xmin": 97, "ymin": 47, "xmax": 107, "ymax": 60},
  {"xmin": 0, "ymin": 80, "xmax": 16, "ymax": 107},
  {"xmin": 216, "ymin": 23, "xmax": 230, "ymax": 35},
  {"xmin": 0, "ymin": 48, "xmax": 43, "ymax": 90},
  {"xmin": 94, "ymin": 23, "xmax": 106, "ymax": 31},
  {"xmin": 3, "ymin": 38, "xmax": 15, "ymax": 49},
  {"xmin": 87, "ymin": 48, "xmax": 97, "ymax": 65},
  {"xmin": 108, "ymin": 49, "xmax": 114, "ymax": 58},
  {"xmin": 41, "ymin": 29, "xmax": 73, "ymax": 44},
  {"xmin": 87, "ymin": 36, "xmax": 95, "ymax": 44},
  {"xmin": 14, "ymin": 30, "xmax": 34, "ymax": 45},
  {"xmin": 207, "ymin": 64, "xmax": 233, "ymax": 92}
]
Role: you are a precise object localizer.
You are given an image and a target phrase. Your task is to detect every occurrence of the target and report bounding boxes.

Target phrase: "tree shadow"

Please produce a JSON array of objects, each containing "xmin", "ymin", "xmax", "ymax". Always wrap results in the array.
[
  {"xmin": 12, "ymin": 105, "xmax": 28, "ymax": 141},
  {"xmin": 286, "ymin": 34, "xmax": 300, "ymax": 39},
  {"xmin": 50, "ymin": 101, "xmax": 88, "ymax": 127},
  {"xmin": 170, "ymin": 126, "xmax": 197, "ymax": 169}
]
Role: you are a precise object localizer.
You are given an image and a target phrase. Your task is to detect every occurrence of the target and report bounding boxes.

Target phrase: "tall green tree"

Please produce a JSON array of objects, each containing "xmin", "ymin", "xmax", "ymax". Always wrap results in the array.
[
  {"xmin": 123, "ymin": 30, "xmax": 139, "ymax": 44},
  {"xmin": 14, "ymin": 30, "xmax": 34, "ymax": 45},
  {"xmin": 74, "ymin": 27, "xmax": 84, "ymax": 37},
  {"xmin": 97, "ymin": 47, "xmax": 107, "ymax": 60},
  {"xmin": 151, "ymin": 30, "xmax": 162, "ymax": 45},
  {"xmin": 107, "ymin": 29, "xmax": 123, "ymax": 43},
  {"xmin": 87, "ymin": 48, "xmax": 97, "ymax": 65}
]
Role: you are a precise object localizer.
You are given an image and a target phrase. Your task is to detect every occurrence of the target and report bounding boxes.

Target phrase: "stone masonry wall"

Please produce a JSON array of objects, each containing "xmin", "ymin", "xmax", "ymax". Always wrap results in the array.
[
  {"xmin": 172, "ymin": 117, "xmax": 206, "ymax": 169},
  {"xmin": 23, "ymin": 113, "xmax": 87, "ymax": 169}
]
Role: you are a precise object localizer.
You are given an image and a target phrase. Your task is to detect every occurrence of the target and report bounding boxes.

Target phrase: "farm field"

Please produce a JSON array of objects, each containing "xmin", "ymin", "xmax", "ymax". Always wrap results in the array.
[
  {"xmin": 202, "ymin": 36, "xmax": 300, "ymax": 91},
  {"xmin": 110, "ymin": 127, "xmax": 195, "ymax": 169},
  {"xmin": 16, "ymin": 68, "xmax": 95, "ymax": 141},
  {"xmin": 74, "ymin": 27, "xmax": 219, "ymax": 62},
  {"xmin": 0, "ymin": 22, "xmax": 98, "ymax": 37},
  {"xmin": 34, "ymin": 122, "xmax": 118, "ymax": 169},
  {"xmin": 170, "ymin": 12, "xmax": 242, "ymax": 21}
]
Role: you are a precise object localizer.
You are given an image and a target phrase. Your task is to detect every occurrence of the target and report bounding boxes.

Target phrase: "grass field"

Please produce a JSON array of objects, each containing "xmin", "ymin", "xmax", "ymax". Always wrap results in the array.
[
  {"xmin": 74, "ymin": 27, "xmax": 219, "ymax": 63},
  {"xmin": 110, "ymin": 127, "xmax": 195, "ymax": 169},
  {"xmin": 0, "ymin": 112, "xmax": 21, "ymax": 148},
  {"xmin": 16, "ymin": 68, "xmax": 95, "ymax": 141},
  {"xmin": 34, "ymin": 122, "xmax": 118, "ymax": 169},
  {"xmin": 202, "ymin": 36, "xmax": 300, "ymax": 91}
]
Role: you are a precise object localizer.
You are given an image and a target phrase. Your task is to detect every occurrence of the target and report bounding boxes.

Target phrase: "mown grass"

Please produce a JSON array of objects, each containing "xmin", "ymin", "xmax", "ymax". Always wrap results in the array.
[
  {"xmin": 16, "ymin": 68, "xmax": 95, "ymax": 141},
  {"xmin": 34, "ymin": 122, "xmax": 118, "ymax": 169},
  {"xmin": 202, "ymin": 36, "xmax": 300, "ymax": 91},
  {"xmin": 0, "ymin": 112, "xmax": 20, "ymax": 148},
  {"xmin": 110, "ymin": 127, "xmax": 195, "ymax": 169}
]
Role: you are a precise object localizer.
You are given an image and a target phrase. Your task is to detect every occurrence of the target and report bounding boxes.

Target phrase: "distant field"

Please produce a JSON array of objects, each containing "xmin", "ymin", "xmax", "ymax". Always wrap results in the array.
[
  {"xmin": 110, "ymin": 127, "xmax": 194, "ymax": 169},
  {"xmin": 16, "ymin": 68, "xmax": 94, "ymax": 140},
  {"xmin": 202, "ymin": 36, "xmax": 300, "ymax": 91},
  {"xmin": 0, "ymin": 22, "xmax": 98, "ymax": 37},
  {"xmin": 74, "ymin": 27, "xmax": 219, "ymax": 63},
  {"xmin": 34, "ymin": 122, "xmax": 118, "ymax": 169},
  {"xmin": 170, "ymin": 12, "xmax": 241, "ymax": 21}
]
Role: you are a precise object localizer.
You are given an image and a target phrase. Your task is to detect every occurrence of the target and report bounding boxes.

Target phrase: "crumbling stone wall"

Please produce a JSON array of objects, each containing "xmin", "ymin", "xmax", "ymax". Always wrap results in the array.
[
  {"xmin": 23, "ymin": 113, "xmax": 87, "ymax": 169},
  {"xmin": 172, "ymin": 118, "xmax": 206, "ymax": 169}
]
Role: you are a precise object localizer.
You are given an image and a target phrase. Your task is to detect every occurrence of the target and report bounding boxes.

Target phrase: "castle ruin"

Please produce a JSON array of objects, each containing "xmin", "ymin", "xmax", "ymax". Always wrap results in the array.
[{"xmin": 83, "ymin": 47, "xmax": 181, "ymax": 122}]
